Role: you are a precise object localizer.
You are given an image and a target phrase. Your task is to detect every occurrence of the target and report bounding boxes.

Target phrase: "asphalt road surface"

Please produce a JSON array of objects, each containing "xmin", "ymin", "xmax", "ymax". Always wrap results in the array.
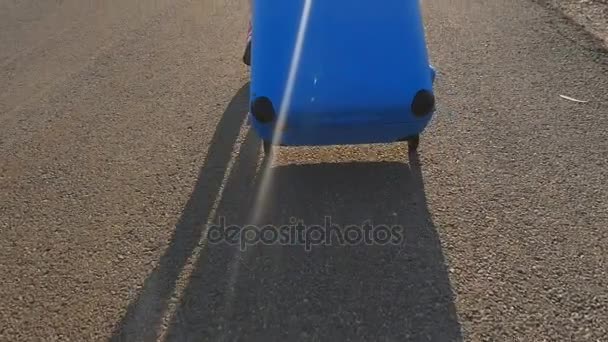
[{"xmin": 1, "ymin": 0, "xmax": 607, "ymax": 341}]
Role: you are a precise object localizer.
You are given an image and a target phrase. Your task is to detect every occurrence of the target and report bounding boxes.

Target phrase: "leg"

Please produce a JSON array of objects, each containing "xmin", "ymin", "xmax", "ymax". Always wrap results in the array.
[{"xmin": 242, "ymin": 1, "xmax": 252, "ymax": 66}]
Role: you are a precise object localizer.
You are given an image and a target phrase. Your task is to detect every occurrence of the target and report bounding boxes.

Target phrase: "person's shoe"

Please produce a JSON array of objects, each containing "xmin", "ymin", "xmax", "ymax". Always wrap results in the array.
[{"xmin": 243, "ymin": 40, "xmax": 251, "ymax": 66}]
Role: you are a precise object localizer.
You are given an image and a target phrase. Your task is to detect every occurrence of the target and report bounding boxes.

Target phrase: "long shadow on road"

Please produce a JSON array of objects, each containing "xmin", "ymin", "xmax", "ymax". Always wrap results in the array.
[
  {"xmin": 163, "ymin": 145, "xmax": 463, "ymax": 341},
  {"xmin": 110, "ymin": 83, "xmax": 253, "ymax": 341}
]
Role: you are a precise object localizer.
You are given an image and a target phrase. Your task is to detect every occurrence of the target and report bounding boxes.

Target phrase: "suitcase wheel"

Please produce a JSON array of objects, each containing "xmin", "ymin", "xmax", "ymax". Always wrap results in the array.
[
  {"xmin": 262, "ymin": 140, "xmax": 272, "ymax": 156},
  {"xmin": 407, "ymin": 135, "xmax": 420, "ymax": 153}
]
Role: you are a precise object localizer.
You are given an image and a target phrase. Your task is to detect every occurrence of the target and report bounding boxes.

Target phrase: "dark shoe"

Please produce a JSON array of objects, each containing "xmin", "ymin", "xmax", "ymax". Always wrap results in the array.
[{"xmin": 243, "ymin": 40, "xmax": 251, "ymax": 66}]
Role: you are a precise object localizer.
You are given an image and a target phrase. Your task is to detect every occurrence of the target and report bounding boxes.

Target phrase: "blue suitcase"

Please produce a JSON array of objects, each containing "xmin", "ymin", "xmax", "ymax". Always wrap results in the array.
[{"xmin": 248, "ymin": 0, "xmax": 436, "ymax": 155}]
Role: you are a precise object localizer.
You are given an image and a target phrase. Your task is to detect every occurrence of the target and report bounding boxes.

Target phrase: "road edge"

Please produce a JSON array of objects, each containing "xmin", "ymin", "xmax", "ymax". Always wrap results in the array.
[{"xmin": 533, "ymin": 0, "xmax": 608, "ymax": 53}]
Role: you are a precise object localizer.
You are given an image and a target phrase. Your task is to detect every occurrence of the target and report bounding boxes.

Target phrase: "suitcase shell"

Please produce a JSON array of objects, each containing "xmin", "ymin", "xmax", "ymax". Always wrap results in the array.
[{"xmin": 249, "ymin": 0, "xmax": 436, "ymax": 147}]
